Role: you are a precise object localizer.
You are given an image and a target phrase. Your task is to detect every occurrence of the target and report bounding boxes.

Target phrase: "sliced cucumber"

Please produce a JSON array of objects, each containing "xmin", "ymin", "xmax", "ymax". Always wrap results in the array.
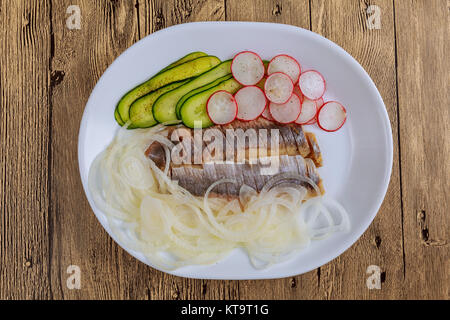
[
  {"xmin": 157, "ymin": 52, "xmax": 207, "ymax": 75},
  {"xmin": 117, "ymin": 55, "xmax": 221, "ymax": 123},
  {"xmin": 180, "ymin": 78, "xmax": 242, "ymax": 129},
  {"xmin": 113, "ymin": 52, "xmax": 206, "ymax": 126},
  {"xmin": 129, "ymin": 80, "xmax": 189, "ymax": 129},
  {"xmin": 175, "ymin": 74, "xmax": 233, "ymax": 119},
  {"xmin": 153, "ymin": 60, "xmax": 232, "ymax": 124},
  {"xmin": 114, "ymin": 108, "xmax": 124, "ymax": 126},
  {"xmin": 263, "ymin": 60, "xmax": 269, "ymax": 72}
]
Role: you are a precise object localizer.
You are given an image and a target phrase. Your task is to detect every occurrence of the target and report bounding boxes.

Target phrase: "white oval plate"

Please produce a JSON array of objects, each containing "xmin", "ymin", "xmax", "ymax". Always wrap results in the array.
[{"xmin": 78, "ymin": 22, "xmax": 393, "ymax": 280}]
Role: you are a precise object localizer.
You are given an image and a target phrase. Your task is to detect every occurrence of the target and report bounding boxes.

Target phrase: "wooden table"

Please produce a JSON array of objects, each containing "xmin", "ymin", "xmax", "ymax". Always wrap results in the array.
[{"xmin": 1, "ymin": 0, "xmax": 448, "ymax": 300}]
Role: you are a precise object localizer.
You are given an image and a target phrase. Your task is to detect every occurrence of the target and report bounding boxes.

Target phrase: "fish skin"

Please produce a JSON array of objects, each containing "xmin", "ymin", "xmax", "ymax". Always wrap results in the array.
[
  {"xmin": 169, "ymin": 156, "xmax": 323, "ymax": 198},
  {"xmin": 155, "ymin": 118, "xmax": 311, "ymax": 162},
  {"xmin": 290, "ymin": 125, "xmax": 311, "ymax": 157},
  {"xmin": 145, "ymin": 119, "xmax": 324, "ymax": 197}
]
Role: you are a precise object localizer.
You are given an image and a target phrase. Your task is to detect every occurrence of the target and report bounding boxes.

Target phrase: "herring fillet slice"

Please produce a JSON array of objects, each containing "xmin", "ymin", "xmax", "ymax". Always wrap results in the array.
[{"xmin": 145, "ymin": 119, "xmax": 323, "ymax": 198}]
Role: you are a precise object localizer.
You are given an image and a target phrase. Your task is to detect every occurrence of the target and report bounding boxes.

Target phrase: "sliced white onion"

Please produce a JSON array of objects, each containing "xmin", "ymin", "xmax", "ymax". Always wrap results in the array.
[{"xmin": 88, "ymin": 124, "xmax": 351, "ymax": 270}]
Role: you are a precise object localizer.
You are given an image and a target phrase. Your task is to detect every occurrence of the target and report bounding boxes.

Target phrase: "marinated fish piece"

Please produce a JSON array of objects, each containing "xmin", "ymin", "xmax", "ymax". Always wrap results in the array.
[
  {"xmin": 169, "ymin": 155, "xmax": 323, "ymax": 198},
  {"xmin": 305, "ymin": 132, "xmax": 323, "ymax": 167},
  {"xmin": 145, "ymin": 119, "xmax": 324, "ymax": 198},
  {"xmin": 145, "ymin": 118, "xmax": 315, "ymax": 166}
]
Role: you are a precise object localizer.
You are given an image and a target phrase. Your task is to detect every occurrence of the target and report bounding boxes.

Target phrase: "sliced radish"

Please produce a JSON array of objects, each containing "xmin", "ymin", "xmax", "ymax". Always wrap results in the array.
[
  {"xmin": 231, "ymin": 51, "xmax": 265, "ymax": 86},
  {"xmin": 264, "ymin": 72, "xmax": 294, "ymax": 104},
  {"xmin": 295, "ymin": 98, "xmax": 317, "ymax": 124},
  {"xmin": 206, "ymin": 91, "xmax": 237, "ymax": 125},
  {"xmin": 305, "ymin": 117, "xmax": 317, "ymax": 125},
  {"xmin": 269, "ymin": 93, "xmax": 301, "ymax": 124},
  {"xmin": 317, "ymin": 101, "xmax": 347, "ymax": 132},
  {"xmin": 261, "ymin": 106, "xmax": 274, "ymax": 121},
  {"xmin": 256, "ymin": 76, "xmax": 267, "ymax": 91},
  {"xmin": 293, "ymin": 85, "xmax": 304, "ymax": 103},
  {"xmin": 267, "ymin": 54, "xmax": 301, "ymax": 84},
  {"xmin": 316, "ymin": 97, "xmax": 324, "ymax": 108},
  {"xmin": 235, "ymin": 86, "xmax": 267, "ymax": 121},
  {"xmin": 299, "ymin": 70, "xmax": 326, "ymax": 100}
]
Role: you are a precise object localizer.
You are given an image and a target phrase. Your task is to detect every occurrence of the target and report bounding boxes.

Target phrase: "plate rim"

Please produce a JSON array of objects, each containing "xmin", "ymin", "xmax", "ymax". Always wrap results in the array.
[{"xmin": 78, "ymin": 21, "xmax": 393, "ymax": 280}]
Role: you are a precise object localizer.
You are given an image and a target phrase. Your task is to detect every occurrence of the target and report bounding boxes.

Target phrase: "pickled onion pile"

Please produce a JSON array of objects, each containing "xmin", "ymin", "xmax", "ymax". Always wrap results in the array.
[{"xmin": 88, "ymin": 125, "xmax": 350, "ymax": 270}]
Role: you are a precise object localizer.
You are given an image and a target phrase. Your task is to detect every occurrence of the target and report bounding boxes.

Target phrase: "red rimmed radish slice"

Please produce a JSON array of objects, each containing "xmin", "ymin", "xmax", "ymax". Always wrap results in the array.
[
  {"xmin": 261, "ymin": 106, "xmax": 274, "ymax": 121},
  {"xmin": 293, "ymin": 85, "xmax": 304, "ymax": 103},
  {"xmin": 269, "ymin": 93, "xmax": 301, "ymax": 124},
  {"xmin": 267, "ymin": 54, "xmax": 301, "ymax": 84},
  {"xmin": 295, "ymin": 98, "xmax": 317, "ymax": 125},
  {"xmin": 303, "ymin": 97, "xmax": 322, "ymax": 125},
  {"xmin": 316, "ymin": 97, "xmax": 324, "ymax": 108},
  {"xmin": 264, "ymin": 72, "xmax": 294, "ymax": 104},
  {"xmin": 235, "ymin": 86, "xmax": 267, "ymax": 121},
  {"xmin": 317, "ymin": 101, "xmax": 347, "ymax": 132},
  {"xmin": 303, "ymin": 117, "xmax": 317, "ymax": 126},
  {"xmin": 206, "ymin": 91, "xmax": 237, "ymax": 125},
  {"xmin": 231, "ymin": 51, "xmax": 265, "ymax": 86},
  {"xmin": 299, "ymin": 70, "xmax": 326, "ymax": 100},
  {"xmin": 305, "ymin": 116, "xmax": 317, "ymax": 125}
]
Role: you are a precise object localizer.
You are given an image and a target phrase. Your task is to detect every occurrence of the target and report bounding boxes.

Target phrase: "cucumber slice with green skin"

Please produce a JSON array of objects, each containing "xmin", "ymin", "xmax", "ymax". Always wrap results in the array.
[
  {"xmin": 180, "ymin": 78, "xmax": 242, "ymax": 129},
  {"xmin": 117, "ymin": 55, "xmax": 221, "ymax": 123},
  {"xmin": 114, "ymin": 108, "xmax": 124, "ymax": 126},
  {"xmin": 262, "ymin": 60, "xmax": 269, "ymax": 73},
  {"xmin": 129, "ymin": 80, "xmax": 189, "ymax": 129},
  {"xmin": 156, "ymin": 52, "xmax": 207, "ymax": 75},
  {"xmin": 153, "ymin": 60, "xmax": 232, "ymax": 124},
  {"xmin": 175, "ymin": 74, "xmax": 233, "ymax": 119},
  {"xmin": 113, "ymin": 52, "xmax": 206, "ymax": 126}
]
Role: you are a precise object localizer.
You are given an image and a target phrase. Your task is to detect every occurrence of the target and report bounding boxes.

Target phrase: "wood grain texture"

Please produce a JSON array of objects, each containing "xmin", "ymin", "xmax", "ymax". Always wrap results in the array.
[
  {"xmin": 309, "ymin": 0, "xmax": 405, "ymax": 299},
  {"xmin": 47, "ymin": 0, "xmax": 232, "ymax": 300},
  {"xmin": 225, "ymin": 0, "xmax": 321, "ymax": 300},
  {"xmin": 138, "ymin": 0, "xmax": 225, "ymax": 35},
  {"xmin": 0, "ymin": 0, "xmax": 52, "ymax": 299},
  {"xmin": 394, "ymin": 0, "xmax": 449, "ymax": 299},
  {"xmin": 136, "ymin": 0, "xmax": 240, "ymax": 301},
  {"xmin": 48, "ymin": 0, "xmax": 145, "ymax": 300},
  {"xmin": 0, "ymin": 0, "xmax": 448, "ymax": 300},
  {"xmin": 226, "ymin": 0, "xmax": 310, "ymax": 27}
]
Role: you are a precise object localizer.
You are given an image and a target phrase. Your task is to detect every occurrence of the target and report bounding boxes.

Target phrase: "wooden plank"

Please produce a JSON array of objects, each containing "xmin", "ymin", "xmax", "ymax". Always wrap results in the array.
[
  {"xmin": 224, "ymin": 0, "xmax": 320, "ymax": 300},
  {"xmin": 48, "ymin": 0, "xmax": 228, "ymax": 299},
  {"xmin": 2, "ymin": 0, "xmax": 443, "ymax": 300},
  {"xmin": 0, "ymin": 1, "xmax": 52, "ymax": 299},
  {"xmin": 48, "ymin": 0, "xmax": 147, "ymax": 299},
  {"xmin": 138, "ymin": 0, "xmax": 225, "ymax": 35},
  {"xmin": 226, "ymin": 0, "xmax": 310, "ymax": 27},
  {"xmin": 309, "ymin": 0, "xmax": 404, "ymax": 299},
  {"xmin": 135, "ymin": 0, "xmax": 234, "ymax": 300},
  {"xmin": 394, "ymin": 0, "xmax": 449, "ymax": 299}
]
